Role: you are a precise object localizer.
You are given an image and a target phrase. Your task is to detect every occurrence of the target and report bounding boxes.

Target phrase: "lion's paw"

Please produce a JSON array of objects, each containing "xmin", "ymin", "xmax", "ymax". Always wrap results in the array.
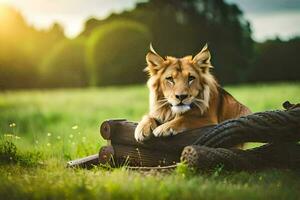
[
  {"xmin": 153, "ymin": 124, "xmax": 179, "ymax": 137},
  {"xmin": 134, "ymin": 116, "xmax": 157, "ymax": 142}
]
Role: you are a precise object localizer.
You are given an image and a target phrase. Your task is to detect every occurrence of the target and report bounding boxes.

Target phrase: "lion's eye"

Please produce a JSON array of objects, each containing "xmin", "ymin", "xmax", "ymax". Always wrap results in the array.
[
  {"xmin": 188, "ymin": 76, "xmax": 195, "ymax": 83},
  {"xmin": 166, "ymin": 76, "xmax": 174, "ymax": 83}
]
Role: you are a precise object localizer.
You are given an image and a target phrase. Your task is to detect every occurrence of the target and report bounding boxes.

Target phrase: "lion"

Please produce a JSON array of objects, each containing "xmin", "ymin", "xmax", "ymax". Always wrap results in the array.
[{"xmin": 134, "ymin": 44, "xmax": 251, "ymax": 142}]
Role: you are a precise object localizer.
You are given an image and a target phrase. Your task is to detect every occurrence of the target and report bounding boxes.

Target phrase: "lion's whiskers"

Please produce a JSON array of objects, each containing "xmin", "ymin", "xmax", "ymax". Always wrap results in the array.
[
  {"xmin": 193, "ymin": 97, "xmax": 209, "ymax": 114},
  {"xmin": 193, "ymin": 101, "xmax": 202, "ymax": 110},
  {"xmin": 195, "ymin": 98, "xmax": 208, "ymax": 106},
  {"xmin": 154, "ymin": 98, "xmax": 169, "ymax": 111},
  {"xmin": 157, "ymin": 98, "xmax": 167, "ymax": 103}
]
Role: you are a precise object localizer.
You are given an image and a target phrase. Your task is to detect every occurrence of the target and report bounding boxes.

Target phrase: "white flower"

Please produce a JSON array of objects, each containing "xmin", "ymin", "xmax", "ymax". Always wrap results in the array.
[
  {"xmin": 9, "ymin": 123, "xmax": 16, "ymax": 128},
  {"xmin": 72, "ymin": 125, "xmax": 78, "ymax": 130},
  {"xmin": 15, "ymin": 136, "xmax": 21, "ymax": 139}
]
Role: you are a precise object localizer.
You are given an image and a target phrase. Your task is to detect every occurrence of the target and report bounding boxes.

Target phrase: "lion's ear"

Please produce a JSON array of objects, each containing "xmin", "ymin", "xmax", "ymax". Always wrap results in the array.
[
  {"xmin": 193, "ymin": 43, "xmax": 213, "ymax": 73},
  {"xmin": 144, "ymin": 44, "xmax": 165, "ymax": 76}
]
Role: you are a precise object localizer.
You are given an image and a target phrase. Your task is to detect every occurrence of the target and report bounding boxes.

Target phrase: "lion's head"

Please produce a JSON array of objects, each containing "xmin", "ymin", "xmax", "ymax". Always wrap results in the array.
[{"xmin": 145, "ymin": 44, "xmax": 218, "ymax": 122}]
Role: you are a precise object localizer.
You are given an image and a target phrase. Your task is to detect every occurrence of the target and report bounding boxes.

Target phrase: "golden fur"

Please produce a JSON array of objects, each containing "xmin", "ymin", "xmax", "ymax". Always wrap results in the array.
[{"xmin": 135, "ymin": 44, "xmax": 251, "ymax": 142}]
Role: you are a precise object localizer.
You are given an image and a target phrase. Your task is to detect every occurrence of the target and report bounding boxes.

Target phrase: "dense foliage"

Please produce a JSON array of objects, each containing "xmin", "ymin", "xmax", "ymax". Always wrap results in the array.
[
  {"xmin": 41, "ymin": 39, "xmax": 89, "ymax": 88},
  {"xmin": 0, "ymin": 6, "xmax": 65, "ymax": 89},
  {"xmin": 86, "ymin": 20, "xmax": 151, "ymax": 86},
  {"xmin": 250, "ymin": 38, "xmax": 300, "ymax": 82}
]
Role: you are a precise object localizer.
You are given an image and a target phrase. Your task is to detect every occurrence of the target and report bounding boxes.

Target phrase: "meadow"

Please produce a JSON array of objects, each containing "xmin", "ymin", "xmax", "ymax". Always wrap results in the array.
[{"xmin": 0, "ymin": 82, "xmax": 300, "ymax": 200}]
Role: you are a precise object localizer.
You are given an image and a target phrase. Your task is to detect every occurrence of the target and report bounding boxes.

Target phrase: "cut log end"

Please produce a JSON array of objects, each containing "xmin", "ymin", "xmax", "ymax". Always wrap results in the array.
[
  {"xmin": 180, "ymin": 146, "xmax": 199, "ymax": 168},
  {"xmin": 282, "ymin": 101, "xmax": 300, "ymax": 110},
  {"xmin": 100, "ymin": 120, "xmax": 112, "ymax": 140},
  {"xmin": 99, "ymin": 145, "xmax": 115, "ymax": 164}
]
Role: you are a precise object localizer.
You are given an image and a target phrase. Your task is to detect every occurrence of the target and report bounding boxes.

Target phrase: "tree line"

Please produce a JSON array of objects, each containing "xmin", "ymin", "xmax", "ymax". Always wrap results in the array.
[{"xmin": 0, "ymin": 0, "xmax": 299, "ymax": 90}]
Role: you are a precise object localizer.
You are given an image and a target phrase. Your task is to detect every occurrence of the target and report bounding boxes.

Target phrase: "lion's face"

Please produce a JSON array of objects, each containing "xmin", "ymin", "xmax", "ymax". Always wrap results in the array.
[
  {"xmin": 159, "ymin": 57, "xmax": 204, "ymax": 114},
  {"xmin": 145, "ymin": 44, "xmax": 217, "ymax": 117}
]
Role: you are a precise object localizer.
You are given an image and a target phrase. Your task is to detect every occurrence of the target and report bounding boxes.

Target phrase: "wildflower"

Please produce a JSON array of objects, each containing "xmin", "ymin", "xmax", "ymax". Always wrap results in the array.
[
  {"xmin": 9, "ymin": 123, "xmax": 16, "ymax": 128},
  {"xmin": 4, "ymin": 134, "xmax": 21, "ymax": 140},
  {"xmin": 4, "ymin": 134, "xmax": 14, "ymax": 138},
  {"xmin": 72, "ymin": 125, "xmax": 78, "ymax": 130},
  {"xmin": 47, "ymin": 132, "xmax": 52, "ymax": 137}
]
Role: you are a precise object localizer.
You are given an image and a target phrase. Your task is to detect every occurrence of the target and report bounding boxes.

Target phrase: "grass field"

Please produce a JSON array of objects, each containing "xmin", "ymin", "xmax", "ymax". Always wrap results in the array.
[{"xmin": 0, "ymin": 82, "xmax": 300, "ymax": 200}]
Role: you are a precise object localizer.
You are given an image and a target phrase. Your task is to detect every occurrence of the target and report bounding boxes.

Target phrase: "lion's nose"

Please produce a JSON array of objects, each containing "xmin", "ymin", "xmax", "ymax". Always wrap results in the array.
[{"xmin": 175, "ymin": 94, "xmax": 188, "ymax": 101}]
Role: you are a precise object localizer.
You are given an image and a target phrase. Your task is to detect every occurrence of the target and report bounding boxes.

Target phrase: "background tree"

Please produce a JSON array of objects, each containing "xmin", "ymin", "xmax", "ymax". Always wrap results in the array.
[
  {"xmin": 249, "ymin": 37, "xmax": 300, "ymax": 82},
  {"xmin": 0, "ymin": 6, "xmax": 38, "ymax": 89},
  {"xmin": 0, "ymin": 5, "xmax": 65, "ymax": 89},
  {"xmin": 40, "ymin": 39, "xmax": 89, "ymax": 88},
  {"xmin": 86, "ymin": 20, "xmax": 151, "ymax": 86}
]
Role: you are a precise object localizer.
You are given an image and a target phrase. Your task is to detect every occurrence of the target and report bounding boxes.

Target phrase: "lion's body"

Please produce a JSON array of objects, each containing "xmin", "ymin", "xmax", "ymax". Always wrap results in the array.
[{"xmin": 134, "ymin": 44, "xmax": 251, "ymax": 142}]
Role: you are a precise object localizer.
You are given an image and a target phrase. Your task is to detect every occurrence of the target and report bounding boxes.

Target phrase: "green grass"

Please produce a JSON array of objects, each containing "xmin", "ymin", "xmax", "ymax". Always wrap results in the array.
[{"xmin": 0, "ymin": 82, "xmax": 300, "ymax": 200}]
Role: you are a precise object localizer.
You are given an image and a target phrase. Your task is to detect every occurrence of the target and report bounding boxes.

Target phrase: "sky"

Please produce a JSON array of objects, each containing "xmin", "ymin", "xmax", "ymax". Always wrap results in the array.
[
  {"xmin": 227, "ymin": 0, "xmax": 300, "ymax": 41},
  {"xmin": 0, "ymin": 0, "xmax": 299, "ymax": 41}
]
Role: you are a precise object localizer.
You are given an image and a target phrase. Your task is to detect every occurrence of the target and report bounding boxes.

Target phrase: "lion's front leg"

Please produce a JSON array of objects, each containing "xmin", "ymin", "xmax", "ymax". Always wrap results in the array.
[
  {"xmin": 153, "ymin": 119, "xmax": 186, "ymax": 137},
  {"xmin": 134, "ymin": 115, "xmax": 158, "ymax": 142}
]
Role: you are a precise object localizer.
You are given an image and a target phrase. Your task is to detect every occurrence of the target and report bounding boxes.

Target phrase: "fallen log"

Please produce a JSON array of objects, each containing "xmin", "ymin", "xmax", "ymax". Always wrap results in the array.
[
  {"xmin": 181, "ymin": 143, "xmax": 300, "ymax": 171},
  {"xmin": 98, "ymin": 121, "xmax": 215, "ymax": 167},
  {"xmin": 99, "ymin": 144, "xmax": 179, "ymax": 167},
  {"xmin": 193, "ymin": 107, "xmax": 300, "ymax": 148},
  {"xmin": 100, "ymin": 107, "xmax": 300, "ymax": 152},
  {"xmin": 100, "ymin": 119, "xmax": 214, "ymax": 152}
]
